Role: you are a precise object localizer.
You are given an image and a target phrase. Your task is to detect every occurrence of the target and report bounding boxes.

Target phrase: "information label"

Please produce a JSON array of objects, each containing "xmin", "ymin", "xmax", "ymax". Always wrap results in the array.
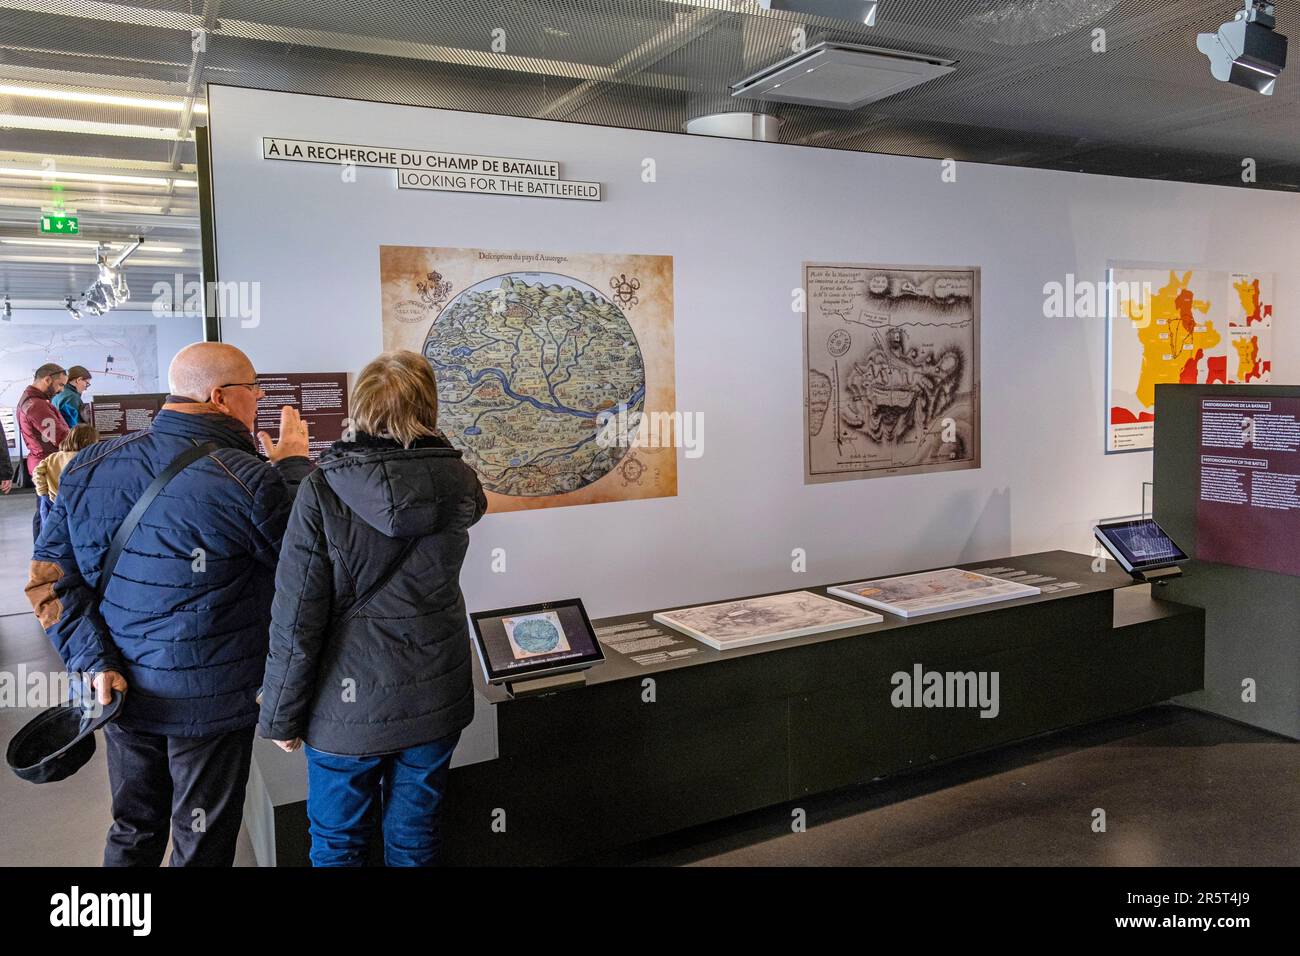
[
  {"xmin": 256, "ymin": 373, "xmax": 348, "ymax": 462},
  {"xmin": 91, "ymin": 393, "xmax": 168, "ymax": 438},
  {"xmin": 1197, "ymin": 397, "xmax": 1300, "ymax": 576}
]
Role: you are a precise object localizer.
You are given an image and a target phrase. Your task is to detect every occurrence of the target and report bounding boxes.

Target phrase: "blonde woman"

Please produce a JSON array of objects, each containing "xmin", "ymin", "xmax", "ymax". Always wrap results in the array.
[{"xmin": 258, "ymin": 351, "xmax": 486, "ymax": 866}]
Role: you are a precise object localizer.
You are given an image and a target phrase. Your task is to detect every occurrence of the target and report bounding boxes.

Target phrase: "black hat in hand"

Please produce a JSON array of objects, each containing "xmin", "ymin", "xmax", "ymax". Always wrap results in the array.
[{"xmin": 6, "ymin": 688, "xmax": 123, "ymax": 784}]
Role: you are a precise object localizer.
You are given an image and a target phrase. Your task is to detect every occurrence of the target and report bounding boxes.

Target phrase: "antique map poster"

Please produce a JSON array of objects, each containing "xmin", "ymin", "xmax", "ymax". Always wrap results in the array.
[
  {"xmin": 380, "ymin": 246, "xmax": 675, "ymax": 512},
  {"xmin": 1107, "ymin": 267, "xmax": 1274, "ymax": 453},
  {"xmin": 653, "ymin": 591, "xmax": 882, "ymax": 650},
  {"xmin": 828, "ymin": 568, "xmax": 1040, "ymax": 619},
  {"xmin": 804, "ymin": 263, "xmax": 979, "ymax": 482}
]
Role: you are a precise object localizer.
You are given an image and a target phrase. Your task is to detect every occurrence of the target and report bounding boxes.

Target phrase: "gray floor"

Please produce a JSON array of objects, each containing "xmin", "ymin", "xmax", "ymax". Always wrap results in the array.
[
  {"xmin": 618, "ymin": 705, "xmax": 1300, "ymax": 866},
  {"xmin": 2, "ymin": 491, "xmax": 1297, "ymax": 867}
]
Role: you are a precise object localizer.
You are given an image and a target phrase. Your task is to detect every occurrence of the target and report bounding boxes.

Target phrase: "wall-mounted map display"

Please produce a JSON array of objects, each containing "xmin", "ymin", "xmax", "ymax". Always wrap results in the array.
[
  {"xmin": 1107, "ymin": 267, "xmax": 1274, "ymax": 453},
  {"xmin": 828, "ymin": 568, "xmax": 1040, "ymax": 618},
  {"xmin": 804, "ymin": 263, "xmax": 980, "ymax": 482},
  {"xmin": 381, "ymin": 246, "xmax": 676, "ymax": 512},
  {"xmin": 654, "ymin": 590, "xmax": 882, "ymax": 650},
  {"xmin": 0, "ymin": 324, "xmax": 159, "ymax": 411}
]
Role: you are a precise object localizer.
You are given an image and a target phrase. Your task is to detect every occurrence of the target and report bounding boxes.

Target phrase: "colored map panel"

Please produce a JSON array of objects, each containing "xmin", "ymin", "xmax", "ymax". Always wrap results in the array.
[
  {"xmin": 380, "ymin": 246, "xmax": 675, "ymax": 512},
  {"xmin": 1108, "ymin": 268, "xmax": 1274, "ymax": 452}
]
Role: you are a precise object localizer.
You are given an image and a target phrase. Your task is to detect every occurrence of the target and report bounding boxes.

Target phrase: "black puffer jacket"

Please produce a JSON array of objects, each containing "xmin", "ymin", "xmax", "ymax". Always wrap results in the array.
[{"xmin": 258, "ymin": 433, "xmax": 486, "ymax": 755}]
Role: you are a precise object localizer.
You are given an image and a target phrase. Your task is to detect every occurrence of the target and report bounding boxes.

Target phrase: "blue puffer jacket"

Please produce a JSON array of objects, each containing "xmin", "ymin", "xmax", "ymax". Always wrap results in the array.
[{"xmin": 27, "ymin": 403, "xmax": 312, "ymax": 737}]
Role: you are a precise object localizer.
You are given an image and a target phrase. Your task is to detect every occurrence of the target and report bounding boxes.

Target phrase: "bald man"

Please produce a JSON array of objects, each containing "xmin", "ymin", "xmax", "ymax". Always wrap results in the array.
[{"xmin": 26, "ymin": 342, "xmax": 312, "ymax": 867}]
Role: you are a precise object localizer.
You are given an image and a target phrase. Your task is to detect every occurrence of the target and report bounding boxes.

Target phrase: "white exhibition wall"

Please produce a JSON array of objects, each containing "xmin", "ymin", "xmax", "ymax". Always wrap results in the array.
[{"xmin": 208, "ymin": 85, "xmax": 1300, "ymax": 620}]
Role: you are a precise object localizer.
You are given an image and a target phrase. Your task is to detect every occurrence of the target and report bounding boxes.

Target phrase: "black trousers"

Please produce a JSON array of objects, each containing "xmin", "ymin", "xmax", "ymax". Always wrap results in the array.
[{"xmin": 103, "ymin": 723, "xmax": 255, "ymax": 867}]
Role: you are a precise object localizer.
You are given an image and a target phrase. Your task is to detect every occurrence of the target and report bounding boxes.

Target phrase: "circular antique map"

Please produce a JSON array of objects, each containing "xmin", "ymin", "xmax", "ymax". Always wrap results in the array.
[{"xmin": 424, "ymin": 273, "xmax": 645, "ymax": 497}]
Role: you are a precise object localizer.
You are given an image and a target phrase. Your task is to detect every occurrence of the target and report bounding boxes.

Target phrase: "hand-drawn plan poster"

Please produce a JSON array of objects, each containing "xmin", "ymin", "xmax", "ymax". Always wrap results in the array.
[
  {"xmin": 380, "ymin": 246, "xmax": 676, "ymax": 512},
  {"xmin": 804, "ymin": 262, "xmax": 980, "ymax": 483}
]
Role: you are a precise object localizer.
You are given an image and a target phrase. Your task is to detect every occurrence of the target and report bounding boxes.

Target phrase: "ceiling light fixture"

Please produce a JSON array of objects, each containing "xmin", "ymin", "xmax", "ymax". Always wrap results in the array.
[
  {"xmin": 0, "ymin": 84, "xmax": 207, "ymax": 114},
  {"xmin": 0, "ymin": 114, "xmax": 192, "ymax": 140},
  {"xmin": 1198, "ymin": 0, "xmax": 1287, "ymax": 94},
  {"xmin": 61, "ymin": 237, "xmax": 145, "ymax": 319},
  {"xmin": 0, "ymin": 167, "xmax": 198, "ymax": 188},
  {"xmin": 0, "ymin": 238, "xmax": 188, "ymax": 253}
]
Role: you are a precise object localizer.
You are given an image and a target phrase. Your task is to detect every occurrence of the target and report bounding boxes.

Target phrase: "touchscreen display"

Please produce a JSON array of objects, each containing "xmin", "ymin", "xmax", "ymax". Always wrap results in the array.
[
  {"xmin": 1095, "ymin": 519, "xmax": 1188, "ymax": 572},
  {"xmin": 471, "ymin": 600, "xmax": 603, "ymax": 682}
]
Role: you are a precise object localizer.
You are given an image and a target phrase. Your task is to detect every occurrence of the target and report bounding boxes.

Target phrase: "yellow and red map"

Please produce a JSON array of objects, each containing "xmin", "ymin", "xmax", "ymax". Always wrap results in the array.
[{"xmin": 1108, "ymin": 268, "xmax": 1273, "ymax": 452}]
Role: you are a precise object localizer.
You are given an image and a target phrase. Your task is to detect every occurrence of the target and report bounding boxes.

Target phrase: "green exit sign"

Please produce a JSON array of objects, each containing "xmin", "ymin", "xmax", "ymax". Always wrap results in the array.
[{"xmin": 39, "ymin": 215, "xmax": 79, "ymax": 235}]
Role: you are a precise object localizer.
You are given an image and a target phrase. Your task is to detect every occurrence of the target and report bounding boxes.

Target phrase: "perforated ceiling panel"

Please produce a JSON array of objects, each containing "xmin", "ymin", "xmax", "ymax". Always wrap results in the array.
[{"xmin": 1, "ymin": 0, "xmax": 1297, "ymax": 302}]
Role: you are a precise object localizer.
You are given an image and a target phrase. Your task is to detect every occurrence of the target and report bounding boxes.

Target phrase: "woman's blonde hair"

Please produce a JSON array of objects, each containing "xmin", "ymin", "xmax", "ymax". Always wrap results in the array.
[{"xmin": 350, "ymin": 350, "xmax": 441, "ymax": 447}]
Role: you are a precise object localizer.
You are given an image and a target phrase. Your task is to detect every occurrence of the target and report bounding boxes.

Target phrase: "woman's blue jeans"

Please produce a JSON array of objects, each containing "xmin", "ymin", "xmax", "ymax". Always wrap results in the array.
[{"xmin": 304, "ymin": 732, "xmax": 460, "ymax": 867}]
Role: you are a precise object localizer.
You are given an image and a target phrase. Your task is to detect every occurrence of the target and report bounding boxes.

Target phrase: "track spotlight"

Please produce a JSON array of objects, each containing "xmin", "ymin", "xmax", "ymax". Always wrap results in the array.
[{"xmin": 1198, "ymin": 0, "xmax": 1287, "ymax": 95}]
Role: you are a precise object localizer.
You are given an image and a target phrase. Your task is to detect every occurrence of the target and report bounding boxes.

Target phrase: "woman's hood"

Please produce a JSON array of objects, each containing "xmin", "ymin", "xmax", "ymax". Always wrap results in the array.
[{"xmin": 317, "ymin": 435, "xmax": 479, "ymax": 539}]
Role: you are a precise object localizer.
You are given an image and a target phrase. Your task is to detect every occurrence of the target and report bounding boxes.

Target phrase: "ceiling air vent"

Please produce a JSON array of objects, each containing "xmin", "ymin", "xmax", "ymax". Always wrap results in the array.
[{"xmin": 730, "ymin": 41, "xmax": 956, "ymax": 110}]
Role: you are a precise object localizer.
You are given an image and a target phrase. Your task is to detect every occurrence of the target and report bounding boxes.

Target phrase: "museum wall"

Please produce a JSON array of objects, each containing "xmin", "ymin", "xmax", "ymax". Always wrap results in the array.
[{"xmin": 207, "ymin": 85, "xmax": 1300, "ymax": 620}]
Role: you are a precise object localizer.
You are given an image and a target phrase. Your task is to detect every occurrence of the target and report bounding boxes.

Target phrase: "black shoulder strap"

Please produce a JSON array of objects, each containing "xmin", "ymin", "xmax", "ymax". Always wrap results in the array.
[
  {"xmin": 96, "ymin": 441, "xmax": 218, "ymax": 601},
  {"xmin": 342, "ymin": 536, "xmax": 421, "ymax": 623}
]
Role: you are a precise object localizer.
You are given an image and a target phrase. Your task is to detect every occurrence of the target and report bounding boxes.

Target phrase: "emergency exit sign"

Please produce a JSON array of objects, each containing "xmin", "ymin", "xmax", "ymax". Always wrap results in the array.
[{"xmin": 39, "ymin": 215, "xmax": 78, "ymax": 235}]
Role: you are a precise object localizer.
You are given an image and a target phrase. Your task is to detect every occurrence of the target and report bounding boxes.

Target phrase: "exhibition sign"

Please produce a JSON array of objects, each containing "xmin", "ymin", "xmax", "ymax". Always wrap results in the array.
[
  {"xmin": 91, "ymin": 393, "xmax": 167, "ymax": 438},
  {"xmin": 255, "ymin": 372, "xmax": 349, "ymax": 462},
  {"xmin": 1, "ymin": 407, "xmax": 17, "ymax": 459},
  {"xmin": 803, "ymin": 262, "xmax": 980, "ymax": 482},
  {"xmin": 1107, "ymin": 267, "xmax": 1274, "ymax": 453},
  {"xmin": 379, "ymin": 245, "xmax": 676, "ymax": 512},
  {"xmin": 262, "ymin": 137, "xmax": 600, "ymax": 201},
  {"xmin": 1196, "ymin": 396, "xmax": 1300, "ymax": 577}
]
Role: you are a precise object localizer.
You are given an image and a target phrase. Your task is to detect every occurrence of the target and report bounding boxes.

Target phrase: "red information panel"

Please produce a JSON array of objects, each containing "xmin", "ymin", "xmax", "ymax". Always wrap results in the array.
[
  {"xmin": 256, "ymin": 373, "xmax": 349, "ymax": 462},
  {"xmin": 1197, "ymin": 396, "xmax": 1300, "ymax": 577},
  {"xmin": 91, "ymin": 394, "xmax": 168, "ymax": 439}
]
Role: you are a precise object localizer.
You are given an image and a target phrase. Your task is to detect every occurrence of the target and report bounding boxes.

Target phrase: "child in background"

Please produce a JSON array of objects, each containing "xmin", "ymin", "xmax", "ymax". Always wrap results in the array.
[{"xmin": 34, "ymin": 423, "xmax": 99, "ymax": 529}]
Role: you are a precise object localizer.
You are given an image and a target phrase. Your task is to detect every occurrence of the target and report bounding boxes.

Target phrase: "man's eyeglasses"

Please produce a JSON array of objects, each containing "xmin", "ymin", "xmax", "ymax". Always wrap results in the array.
[{"xmin": 220, "ymin": 382, "xmax": 265, "ymax": 397}]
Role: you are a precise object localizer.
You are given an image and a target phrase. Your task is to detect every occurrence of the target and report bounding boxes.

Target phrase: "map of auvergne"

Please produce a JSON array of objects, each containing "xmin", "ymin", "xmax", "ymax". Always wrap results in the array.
[{"xmin": 380, "ymin": 246, "xmax": 676, "ymax": 512}]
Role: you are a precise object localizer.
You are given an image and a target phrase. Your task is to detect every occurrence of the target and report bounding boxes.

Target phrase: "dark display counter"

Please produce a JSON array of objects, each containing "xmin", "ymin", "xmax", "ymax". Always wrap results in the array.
[{"xmin": 248, "ymin": 550, "xmax": 1204, "ymax": 866}]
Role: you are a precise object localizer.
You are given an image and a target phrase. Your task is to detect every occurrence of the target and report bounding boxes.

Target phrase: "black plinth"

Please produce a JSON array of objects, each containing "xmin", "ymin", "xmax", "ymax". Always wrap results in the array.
[{"xmin": 254, "ymin": 551, "xmax": 1205, "ymax": 866}]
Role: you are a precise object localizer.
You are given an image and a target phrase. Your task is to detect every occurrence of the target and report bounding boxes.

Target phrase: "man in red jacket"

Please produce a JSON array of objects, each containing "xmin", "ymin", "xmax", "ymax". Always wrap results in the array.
[{"xmin": 18, "ymin": 363, "xmax": 70, "ymax": 540}]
